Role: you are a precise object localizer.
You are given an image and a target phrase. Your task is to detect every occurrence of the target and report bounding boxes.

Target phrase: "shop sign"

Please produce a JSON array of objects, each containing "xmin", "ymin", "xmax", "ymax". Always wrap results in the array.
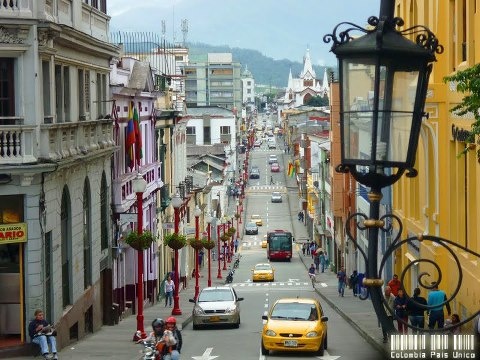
[{"xmin": 0, "ymin": 223, "xmax": 27, "ymax": 244}]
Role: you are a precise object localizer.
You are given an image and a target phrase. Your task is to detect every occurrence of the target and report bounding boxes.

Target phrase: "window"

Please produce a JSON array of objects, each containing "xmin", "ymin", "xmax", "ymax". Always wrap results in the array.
[
  {"xmin": 186, "ymin": 126, "xmax": 196, "ymax": 135},
  {"xmin": 100, "ymin": 172, "xmax": 108, "ymax": 250},
  {"xmin": 83, "ymin": 179, "xmax": 92, "ymax": 289},
  {"xmin": 42, "ymin": 61, "xmax": 52, "ymax": 123},
  {"xmin": 96, "ymin": 73, "xmax": 107, "ymax": 119},
  {"xmin": 0, "ymin": 58, "xmax": 14, "ymax": 124},
  {"xmin": 220, "ymin": 126, "xmax": 230, "ymax": 135},
  {"xmin": 61, "ymin": 186, "xmax": 72, "ymax": 308},
  {"xmin": 203, "ymin": 126, "xmax": 211, "ymax": 144},
  {"xmin": 78, "ymin": 69, "xmax": 90, "ymax": 120}
]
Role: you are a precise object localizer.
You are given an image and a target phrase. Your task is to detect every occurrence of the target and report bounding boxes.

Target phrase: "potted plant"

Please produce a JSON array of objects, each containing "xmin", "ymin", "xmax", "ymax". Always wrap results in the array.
[
  {"xmin": 164, "ymin": 233, "xmax": 187, "ymax": 250},
  {"xmin": 189, "ymin": 237, "xmax": 204, "ymax": 250},
  {"xmin": 228, "ymin": 227, "xmax": 236, "ymax": 236},
  {"xmin": 125, "ymin": 230, "xmax": 155, "ymax": 250},
  {"xmin": 202, "ymin": 238, "xmax": 216, "ymax": 250},
  {"xmin": 234, "ymin": 213, "xmax": 240, "ymax": 219}
]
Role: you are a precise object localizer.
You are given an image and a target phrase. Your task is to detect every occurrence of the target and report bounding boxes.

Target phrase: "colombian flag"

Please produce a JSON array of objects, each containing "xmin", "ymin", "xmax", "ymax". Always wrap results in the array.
[
  {"xmin": 287, "ymin": 162, "xmax": 295, "ymax": 177},
  {"xmin": 125, "ymin": 102, "xmax": 136, "ymax": 169},
  {"xmin": 133, "ymin": 106, "xmax": 142, "ymax": 165}
]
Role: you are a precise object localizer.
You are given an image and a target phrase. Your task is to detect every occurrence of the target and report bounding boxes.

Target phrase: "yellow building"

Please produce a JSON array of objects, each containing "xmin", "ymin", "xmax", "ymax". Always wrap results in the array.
[{"xmin": 392, "ymin": 0, "xmax": 480, "ymax": 324}]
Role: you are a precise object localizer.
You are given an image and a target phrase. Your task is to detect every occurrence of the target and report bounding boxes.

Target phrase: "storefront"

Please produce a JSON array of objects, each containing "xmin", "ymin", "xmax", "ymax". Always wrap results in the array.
[{"xmin": 0, "ymin": 195, "xmax": 26, "ymax": 348}]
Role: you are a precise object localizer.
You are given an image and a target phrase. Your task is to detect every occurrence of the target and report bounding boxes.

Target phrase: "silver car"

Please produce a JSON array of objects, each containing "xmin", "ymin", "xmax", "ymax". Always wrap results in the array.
[
  {"xmin": 245, "ymin": 222, "xmax": 259, "ymax": 234},
  {"xmin": 271, "ymin": 191, "xmax": 282, "ymax": 203},
  {"xmin": 189, "ymin": 286, "xmax": 244, "ymax": 329}
]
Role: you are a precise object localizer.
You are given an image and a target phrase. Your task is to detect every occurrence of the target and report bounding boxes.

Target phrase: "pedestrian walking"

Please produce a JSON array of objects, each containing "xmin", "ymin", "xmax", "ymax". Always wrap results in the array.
[
  {"xmin": 301, "ymin": 243, "xmax": 306, "ymax": 256},
  {"xmin": 394, "ymin": 289, "xmax": 409, "ymax": 334},
  {"xmin": 382, "ymin": 286, "xmax": 396, "ymax": 343},
  {"xmin": 164, "ymin": 275, "xmax": 174, "ymax": 307},
  {"xmin": 270, "ymin": 176, "xmax": 274, "ymax": 185},
  {"xmin": 234, "ymin": 238, "xmax": 239, "ymax": 253},
  {"xmin": 337, "ymin": 267, "xmax": 347, "ymax": 297},
  {"xmin": 427, "ymin": 283, "xmax": 451, "ymax": 329},
  {"xmin": 314, "ymin": 252, "xmax": 320, "ymax": 272},
  {"xmin": 349, "ymin": 270, "xmax": 359, "ymax": 296},
  {"xmin": 407, "ymin": 287, "xmax": 427, "ymax": 334}
]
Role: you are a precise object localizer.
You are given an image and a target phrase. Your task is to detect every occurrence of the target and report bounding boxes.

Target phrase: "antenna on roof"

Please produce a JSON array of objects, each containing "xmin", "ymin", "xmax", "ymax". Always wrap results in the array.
[{"xmin": 181, "ymin": 19, "xmax": 188, "ymax": 47}]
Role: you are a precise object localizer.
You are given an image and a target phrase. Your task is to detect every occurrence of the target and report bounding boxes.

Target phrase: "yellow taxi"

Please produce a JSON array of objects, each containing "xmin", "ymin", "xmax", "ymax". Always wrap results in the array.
[
  {"xmin": 252, "ymin": 263, "xmax": 275, "ymax": 282},
  {"xmin": 261, "ymin": 298, "xmax": 328, "ymax": 356},
  {"xmin": 261, "ymin": 235, "xmax": 268, "ymax": 248},
  {"xmin": 250, "ymin": 214, "xmax": 263, "ymax": 226}
]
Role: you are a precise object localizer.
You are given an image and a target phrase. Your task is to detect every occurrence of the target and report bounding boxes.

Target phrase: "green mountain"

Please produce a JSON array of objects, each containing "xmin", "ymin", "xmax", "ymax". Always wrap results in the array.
[{"xmin": 188, "ymin": 42, "xmax": 332, "ymax": 88}]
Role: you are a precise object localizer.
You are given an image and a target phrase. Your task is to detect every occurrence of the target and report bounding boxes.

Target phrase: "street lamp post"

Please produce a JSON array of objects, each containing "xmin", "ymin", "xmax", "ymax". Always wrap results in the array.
[
  {"xmin": 132, "ymin": 173, "xmax": 148, "ymax": 339},
  {"xmin": 323, "ymin": 0, "xmax": 445, "ymax": 335},
  {"xmin": 216, "ymin": 217, "xmax": 222, "ymax": 279},
  {"xmin": 171, "ymin": 193, "xmax": 183, "ymax": 316},
  {"xmin": 193, "ymin": 205, "xmax": 202, "ymax": 301},
  {"xmin": 206, "ymin": 215, "xmax": 212, "ymax": 286}
]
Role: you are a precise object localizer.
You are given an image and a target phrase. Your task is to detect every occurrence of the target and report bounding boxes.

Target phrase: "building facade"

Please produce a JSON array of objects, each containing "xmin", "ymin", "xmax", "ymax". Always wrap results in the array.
[
  {"xmin": 182, "ymin": 53, "xmax": 242, "ymax": 111},
  {"xmin": 392, "ymin": 0, "xmax": 480, "ymax": 325},
  {"xmin": 0, "ymin": 0, "xmax": 118, "ymax": 351}
]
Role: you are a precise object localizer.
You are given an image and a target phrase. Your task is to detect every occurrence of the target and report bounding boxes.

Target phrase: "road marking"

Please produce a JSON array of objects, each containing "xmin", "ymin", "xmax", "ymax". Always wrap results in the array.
[
  {"xmin": 315, "ymin": 350, "xmax": 341, "ymax": 359},
  {"xmin": 192, "ymin": 347, "xmax": 219, "ymax": 360}
]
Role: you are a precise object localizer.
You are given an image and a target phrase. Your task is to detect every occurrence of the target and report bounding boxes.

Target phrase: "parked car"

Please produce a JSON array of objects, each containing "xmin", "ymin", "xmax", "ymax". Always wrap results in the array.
[
  {"xmin": 268, "ymin": 141, "xmax": 276, "ymax": 149},
  {"xmin": 261, "ymin": 298, "xmax": 329, "ymax": 355},
  {"xmin": 270, "ymin": 163, "xmax": 280, "ymax": 172},
  {"xmin": 189, "ymin": 286, "xmax": 244, "ymax": 329},
  {"xmin": 250, "ymin": 214, "xmax": 263, "ymax": 226},
  {"xmin": 268, "ymin": 154, "xmax": 278, "ymax": 164},
  {"xmin": 271, "ymin": 191, "xmax": 282, "ymax": 203},
  {"xmin": 252, "ymin": 263, "xmax": 275, "ymax": 282},
  {"xmin": 245, "ymin": 222, "xmax": 259, "ymax": 235}
]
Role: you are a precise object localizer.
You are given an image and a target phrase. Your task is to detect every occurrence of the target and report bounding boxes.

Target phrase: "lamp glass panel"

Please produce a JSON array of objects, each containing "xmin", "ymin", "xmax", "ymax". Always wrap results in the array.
[
  {"xmin": 376, "ymin": 68, "xmax": 419, "ymax": 163},
  {"xmin": 341, "ymin": 59, "xmax": 375, "ymax": 163}
]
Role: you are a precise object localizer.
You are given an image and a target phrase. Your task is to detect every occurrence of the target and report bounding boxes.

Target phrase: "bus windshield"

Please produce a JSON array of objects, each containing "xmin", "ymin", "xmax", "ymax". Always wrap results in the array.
[{"xmin": 269, "ymin": 235, "xmax": 292, "ymax": 251}]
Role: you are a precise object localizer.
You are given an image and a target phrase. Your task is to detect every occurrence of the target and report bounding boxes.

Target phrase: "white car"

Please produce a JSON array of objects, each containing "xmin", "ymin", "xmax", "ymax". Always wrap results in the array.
[{"xmin": 268, "ymin": 154, "xmax": 278, "ymax": 164}]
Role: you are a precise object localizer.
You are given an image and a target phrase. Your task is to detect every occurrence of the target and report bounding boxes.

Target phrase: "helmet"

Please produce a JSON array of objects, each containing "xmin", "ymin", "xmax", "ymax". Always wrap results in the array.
[
  {"xmin": 165, "ymin": 316, "xmax": 176, "ymax": 325},
  {"xmin": 151, "ymin": 318, "xmax": 165, "ymax": 335}
]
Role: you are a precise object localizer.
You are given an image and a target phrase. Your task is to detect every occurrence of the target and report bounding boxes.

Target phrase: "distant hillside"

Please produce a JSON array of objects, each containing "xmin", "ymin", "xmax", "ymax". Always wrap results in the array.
[{"xmin": 188, "ymin": 42, "xmax": 333, "ymax": 89}]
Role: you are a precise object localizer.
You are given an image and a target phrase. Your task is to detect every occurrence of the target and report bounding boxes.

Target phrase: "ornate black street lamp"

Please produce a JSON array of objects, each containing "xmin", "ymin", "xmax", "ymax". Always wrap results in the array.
[{"xmin": 324, "ymin": 0, "xmax": 480, "ymax": 337}]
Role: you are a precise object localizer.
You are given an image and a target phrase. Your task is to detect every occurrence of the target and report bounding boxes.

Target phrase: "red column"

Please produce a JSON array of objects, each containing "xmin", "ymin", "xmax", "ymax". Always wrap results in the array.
[
  {"xmin": 135, "ymin": 191, "xmax": 146, "ymax": 339},
  {"xmin": 172, "ymin": 207, "xmax": 182, "ymax": 315},
  {"xmin": 223, "ymin": 223, "xmax": 227, "ymax": 270},
  {"xmin": 217, "ymin": 222, "xmax": 222, "ymax": 279},
  {"xmin": 207, "ymin": 224, "xmax": 212, "ymax": 287},
  {"xmin": 194, "ymin": 215, "xmax": 200, "ymax": 301}
]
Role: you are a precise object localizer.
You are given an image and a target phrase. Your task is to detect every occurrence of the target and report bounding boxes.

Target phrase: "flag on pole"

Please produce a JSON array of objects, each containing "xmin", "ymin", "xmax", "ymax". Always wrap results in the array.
[
  {"xmin": 133, "ymin": 106, "xmax": 142, "ymax": 166},
  {"xmin": 287, "ymin": 162, "xmax": 295, "ymax": 177},
  {"xmin": 125, "ymin": 102, "xmax": 136, "ymax": 169}
]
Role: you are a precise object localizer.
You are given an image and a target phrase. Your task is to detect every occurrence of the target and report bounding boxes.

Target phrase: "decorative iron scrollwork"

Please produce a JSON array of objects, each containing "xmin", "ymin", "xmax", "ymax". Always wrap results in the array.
[{"xmin": 345, "ymin": 212, "xmax": 480, "ymax": 332}]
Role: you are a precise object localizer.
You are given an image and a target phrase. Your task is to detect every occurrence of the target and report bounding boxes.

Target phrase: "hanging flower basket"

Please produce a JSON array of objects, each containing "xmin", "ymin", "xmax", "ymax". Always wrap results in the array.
[
  {"xmin": 228, "ymin": 227, "xmax": 236, "ymax": 236},
  {"xmin": 220, "ymin": 234, "xmax": 230, "ymax": 242},
  {"xmin": 189, "ymin": 238, "xmax": 204, "ymax": 251},
  {"xmin": 202, "ymin": 239, "xmax": 216, "ymax": 250},
  {"xmin": 234, "ymin": 213, "xmax": 241, "ymax": 219},
  {"xmin": 125, "ymin": 230, "xmax": 155, "ymax": 250},
  {"xmin": 164, "ymin": 233, "xmax": 187, "ymax": 250}
]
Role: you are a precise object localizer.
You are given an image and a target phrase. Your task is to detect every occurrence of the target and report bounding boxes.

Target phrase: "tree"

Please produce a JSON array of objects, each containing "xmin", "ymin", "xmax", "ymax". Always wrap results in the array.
[
  {"xmin": 305, "ymin": 95, "xmax": 329, "ymax": 107},
  {"xmin": 443, "ymin": 63, "xmax": 480, "ymax": 159}
]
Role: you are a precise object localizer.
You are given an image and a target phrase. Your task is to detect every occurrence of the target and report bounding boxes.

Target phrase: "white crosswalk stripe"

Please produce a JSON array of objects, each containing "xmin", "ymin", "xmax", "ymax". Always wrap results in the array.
[
  {"xmin": 246, "ymin": 185, "xmax": 286, "ymax": 193},
  {"xmin": 232, "ymin": 281, "xmax": 310, "ymax": 287}
]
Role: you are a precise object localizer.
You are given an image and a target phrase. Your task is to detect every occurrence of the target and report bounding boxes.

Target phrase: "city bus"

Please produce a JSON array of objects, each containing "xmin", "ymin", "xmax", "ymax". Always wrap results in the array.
[{"xmin": 266, "ymin": 230, "xmax": 294, "ymax": 261}]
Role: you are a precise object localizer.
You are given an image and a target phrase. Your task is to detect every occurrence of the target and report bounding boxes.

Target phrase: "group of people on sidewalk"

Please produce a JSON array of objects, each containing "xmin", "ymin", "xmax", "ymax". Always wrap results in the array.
[{"xmin": 380, "ymin": 274, "xmax": 476, "ymax": 343}]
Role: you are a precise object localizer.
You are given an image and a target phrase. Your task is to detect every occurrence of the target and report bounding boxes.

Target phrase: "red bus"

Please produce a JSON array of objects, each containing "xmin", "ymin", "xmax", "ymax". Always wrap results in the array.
[{"xmin": 267, "ymin": 230, "xmax": 293, "ymax": 261}]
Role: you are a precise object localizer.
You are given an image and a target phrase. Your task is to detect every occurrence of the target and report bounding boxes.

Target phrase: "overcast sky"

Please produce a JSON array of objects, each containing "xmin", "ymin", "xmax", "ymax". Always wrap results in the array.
[{"xmin": 108, "ymin": 0, "xmax": 381, "ymax": 66}]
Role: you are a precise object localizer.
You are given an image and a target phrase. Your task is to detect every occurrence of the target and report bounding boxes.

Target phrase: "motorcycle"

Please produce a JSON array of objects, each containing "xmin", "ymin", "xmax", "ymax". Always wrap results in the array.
[
  {"xmin": 139, "ymin": 339, "xmax": 158, "ymax": 360},
  {"xmin": 225, "ymin": 267, "xmax": 235, "ymax": 284},
  {"xmin": 233, "ymin": 254, "xmax": 241, "ymax": 269}
]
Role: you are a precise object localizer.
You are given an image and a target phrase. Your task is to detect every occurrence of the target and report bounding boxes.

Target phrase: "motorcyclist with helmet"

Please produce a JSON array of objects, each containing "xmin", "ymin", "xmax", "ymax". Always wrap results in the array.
[{"xmin": 164, "ymin": 316, "xmax": 182, "ymax": 360}]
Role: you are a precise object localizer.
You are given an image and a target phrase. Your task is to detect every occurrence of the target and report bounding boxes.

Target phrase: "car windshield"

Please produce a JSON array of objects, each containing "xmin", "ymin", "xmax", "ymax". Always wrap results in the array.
[
  {"xmin": 255, "ymin": 264, "xmax": 271, "ymax": 270},
  {"xmin": 246, "ymin": 222, "xmax": 256, "ymax": 228},
  {"xmin": 272, "ymin": 192, "xmax": 280, "ymax": 196},
  {"xmin": 198, "ymin": 289, "xmax": 234, "ymax": 302},
  {"xmin": 270, "ymin": 303, "xmax": 318, "ymax": 321},
  {"xmin": 251, "ymin": 215, "xmax": 260, "ymax": 219}
]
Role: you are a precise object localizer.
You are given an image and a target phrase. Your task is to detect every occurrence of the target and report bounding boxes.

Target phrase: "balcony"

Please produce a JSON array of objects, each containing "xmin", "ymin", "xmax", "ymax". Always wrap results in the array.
[
  {"xmin": 0, "ymin": 117, "xmax": 36, "ymax": 165},
  {"xmin": 112, "ymin": 162, "xmax": 163, "ymax": 213},
  {"xmin": 39, "ymin": 119, "xmax": 115, "ymax": 162},
  {"xmin": 0, "ymin": 0, "xmax": 33, "ymax": 18}
]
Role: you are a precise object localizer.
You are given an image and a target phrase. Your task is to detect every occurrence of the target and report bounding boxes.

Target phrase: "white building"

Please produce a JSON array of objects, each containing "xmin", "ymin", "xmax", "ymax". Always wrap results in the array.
[
  {"xmin": 0, "ymin": 0, "xmax": 119, "ymax": 352},
  {"xmin": 282, "ymin": 49, "xmax": 330, "ymax": 109},
  {"xmin": 241, "ymin": 65, "xmax": 255, "ymax": 105}
]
